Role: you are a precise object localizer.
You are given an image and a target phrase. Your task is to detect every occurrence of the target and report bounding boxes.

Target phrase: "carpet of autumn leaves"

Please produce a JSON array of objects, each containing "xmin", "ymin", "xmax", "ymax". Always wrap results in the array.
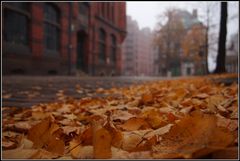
[{"xmin": 2, "ymin": 74, "xmax": 238, "ymax": 159}]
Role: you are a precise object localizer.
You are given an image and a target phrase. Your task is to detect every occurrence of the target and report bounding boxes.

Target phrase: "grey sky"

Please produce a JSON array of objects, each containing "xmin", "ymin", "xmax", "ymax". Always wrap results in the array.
[{"xmin": 127, "ymin": 2, "xmax": 239, "ymax": 72}]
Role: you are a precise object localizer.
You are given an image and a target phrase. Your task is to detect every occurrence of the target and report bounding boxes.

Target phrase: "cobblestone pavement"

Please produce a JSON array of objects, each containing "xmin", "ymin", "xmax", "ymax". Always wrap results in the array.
[{"xmin": 2, "ymin": 75, "xmax": 238, "ymax": 108}]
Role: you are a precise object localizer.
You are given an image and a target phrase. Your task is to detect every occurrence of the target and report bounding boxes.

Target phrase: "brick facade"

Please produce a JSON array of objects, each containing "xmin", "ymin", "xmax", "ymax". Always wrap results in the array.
[{"xmin": 2, "ymin": 2, "xmax": 126, "ymax": 75}]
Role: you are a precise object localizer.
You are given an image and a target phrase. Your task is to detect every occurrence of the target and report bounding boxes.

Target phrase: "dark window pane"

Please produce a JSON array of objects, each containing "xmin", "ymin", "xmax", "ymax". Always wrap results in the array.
[
  {"xmin": 44, "ymin": 3, "xmax": 60, "ymax": 52},
  {"xmin": 111, "ymin": 35, "xmax": 116, "ymax": 63},
  {"xmin": 99, "ymin": 43, "xmax": 105, "ymax": 61},
  {"xmin": 4, "ymin": 9, "xmax": 28, "ymax": 45},
  {"xmin": 98, "ymin": 29, "xmax": 106, "ymax": 62},
  {"xmin": 44, "ymin": 3, "xmax": 59, "ymax": 23},
  {"xmin": 99, "ymin": 29, "xmax": 106, "ymax": 42},
  {"xmin": 6, "ymin": 2, "xmax": 29, "ymax": 11},
  {"xmin": 44, "ymin": 23, "xmax": 59, "ymax": 51},
  {"xmin": 79, "ymin": 2, "xmax": 89, "ymax": 15}
]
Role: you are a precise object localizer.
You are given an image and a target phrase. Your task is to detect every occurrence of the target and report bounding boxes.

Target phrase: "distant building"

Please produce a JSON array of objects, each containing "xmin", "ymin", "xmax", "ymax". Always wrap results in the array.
[
  {"xmin": 226, "ymin": 33, "xmax": 238, "ymax": 73},
  {"xmin": 3, "ymin": 2, "xmax": 126, "ymax": 76},
  {"xmin": 177, "ymin": 9, "xmax": 206, "ymax": 76},
  {"xmin": 121, "ymin": 16, "xmax": 138, "ymax": 76},
  {"xmin": 154, "ymin": 9, "xmax": 206, "ymax": 76},
  {"xmin": 122, "ymin": 16, "xmax": 154, "ymax": 76}
]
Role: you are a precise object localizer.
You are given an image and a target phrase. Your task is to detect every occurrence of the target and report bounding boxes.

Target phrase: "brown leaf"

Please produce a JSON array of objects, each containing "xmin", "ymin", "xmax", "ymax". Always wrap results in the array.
[
  {"xmin": 2, "ymin": 140, "xmax": 17, "ymax": 150},
  {"xmin": 119, "ymin": 117, "xmax": 150, "ymax": 131},
  {"xmin": 93, "ymin": 127, "xmax": 112, "ymax": 159},
  {"xmin": 69, "ymin": 140, "xmax": 93, "ymax": 159},
  {"xmin": 152, "ymin": 111, "xmax": 234, "ymax": 159},
  {"xmin": 141, "ymin": 93, "xmax": 154, "ymax": 105},
  {"xmin": 46, "ymin": 135, "xmax": 65, "ymax": 156},
  {"xmin": 31, "ymin": 111, "xmax": 51, "ymax": 120},
  {"xmin": 30, "ymin": 149, "xmax": 59, "ymax": 159},
  {"xmin": 103, "ymin": 118, "xmax": 123, "ymax": 148},
  {"xmin": 144, "ymin": 111, "xmax": 168, "ymax": 129},
  {"xmin": 211, "ymin": 147, "xmax": 238, "ymax": 159},
  {"xmin": 2, "ymin": 148, "xmax": 38, "ymax": 159},
  {"xmin": 121, "ymin": 129, "xmax": 152, "ymax": 151},
  {"xmin": 80, "ymin": 126, "xmax": 93, "ymax": 146},
  {"xmin": 194, "ymin": 93, "xmax": 209, "ymax": 99},
  {"xmin": 27, "ymin": 117, "xmax": 51, "ymax": 148}
]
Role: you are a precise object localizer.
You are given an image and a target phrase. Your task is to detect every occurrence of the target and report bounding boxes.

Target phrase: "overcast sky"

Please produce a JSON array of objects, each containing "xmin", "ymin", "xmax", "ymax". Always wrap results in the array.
[{"xmin": 127, "ymin": 2, "xmax": 239, "ymax": 72}]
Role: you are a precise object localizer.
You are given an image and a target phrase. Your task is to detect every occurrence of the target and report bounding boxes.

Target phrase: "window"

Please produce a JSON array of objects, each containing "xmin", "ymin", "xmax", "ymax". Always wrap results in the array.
[
  {"xmin": 3, "ymin": 2, "xmax": 29, "ymax": 45},
  {"xmin": 110, "ymin": 34, "xmax": 117, "ymax": 64},
  {"xmin": 79, "ymin": 2, "xmax": 88, "ymax": 15},
  {"xmin": 44, "ymin": 3, "xmax": 60, "ymax": 51},
  {"xmin": 187, "ymin": 67, "xmax": 191, "ymax": 75},
  {"xmin": 99, "ymin": 29, "xmax": 106, "ymax": 63},
  {"xmin": 78, "ymin": 2, "xmax": 89, "ymax": 29}
]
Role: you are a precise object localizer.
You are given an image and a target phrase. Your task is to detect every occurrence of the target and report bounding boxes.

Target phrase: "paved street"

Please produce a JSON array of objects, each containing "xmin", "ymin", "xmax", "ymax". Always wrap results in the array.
[
  {"xmin": 2, "ymin": 75, "xmax": 238, "ymax": 108},
  {"xmin": 2, "ymin": 76, "xmax": 168, "ymax": 108}
]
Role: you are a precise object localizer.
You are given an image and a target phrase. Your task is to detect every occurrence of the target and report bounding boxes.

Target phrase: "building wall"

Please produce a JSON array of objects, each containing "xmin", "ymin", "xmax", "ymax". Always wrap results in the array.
[
  {"xmin": 122, "ymin": 16, "xmax": 154, "ymax": 76},
  {"xmin": 2, "ymin": 2, "xmax": 126, "ymax": 75}
]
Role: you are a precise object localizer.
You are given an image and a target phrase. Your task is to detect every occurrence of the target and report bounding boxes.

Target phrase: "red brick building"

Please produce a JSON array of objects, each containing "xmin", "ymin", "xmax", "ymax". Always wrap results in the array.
[{"xmin": 2, "ymin": 2, "xmax": 126, "ymax": 75}]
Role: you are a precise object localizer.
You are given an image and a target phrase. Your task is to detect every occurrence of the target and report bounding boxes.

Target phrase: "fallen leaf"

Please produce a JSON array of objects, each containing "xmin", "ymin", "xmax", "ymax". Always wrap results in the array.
[
  {"xmin": 118, "ymin": 117, "xmax": 150, "ymax": 131},
  {"xmin": 2, "ymin": 140, "xmax": 17, "ymax": 150},
  {"xmin": 30, "ymin": 149, "xmax": 59, "ymax": 159},
  {"xmin": 93, "ymin": 127, "xmax": 112, "ymax": 159},
  {"xmin": 2, "ymin": 148, "xmax": 38, "ymax": 159},
  {"xmin": 69, "ymin": 140, "xmax": 93, "ymax": 159},
  {"xmin": 46, "ymin": 135, "xmax": 65, "ymax": 156},
  {"xmin": 152, "ymin": 111, "xmax": 234, "ymax": 159},
  {"xmin": 194, "ymin": 93, "xmax": 209, "ymax": 99},
  {"xmin": 141, "ymin": 93, "xmax": 154, "ymax": 105}
]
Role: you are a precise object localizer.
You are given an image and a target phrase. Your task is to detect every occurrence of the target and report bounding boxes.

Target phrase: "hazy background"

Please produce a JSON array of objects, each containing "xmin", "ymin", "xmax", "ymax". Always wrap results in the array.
[{"xmin": 127, "ymin": 1, "xmax": 239, "ymax": 72}]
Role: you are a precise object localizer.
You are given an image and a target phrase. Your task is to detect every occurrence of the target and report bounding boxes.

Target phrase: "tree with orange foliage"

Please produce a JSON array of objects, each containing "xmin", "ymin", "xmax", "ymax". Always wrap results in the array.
[{"xmin": 181, "ymin": 24, "xmax": 206, "ymax": 74}]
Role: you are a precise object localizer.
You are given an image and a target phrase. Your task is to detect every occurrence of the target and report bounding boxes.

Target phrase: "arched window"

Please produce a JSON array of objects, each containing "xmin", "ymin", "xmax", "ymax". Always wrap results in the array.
[
  {"xmin": 98, "ymin": 28, "xmax": 106, "ymax": 63},
  {"xmin": 44, "ymin": 3, "xmax": 60, "ymax": 52},
  {"xmin": 110, "ymin": 34, "xmax": 117, "ymax": 64},
  {"xmin": 3, "ymin": 2, "xmax": 30, "ymax": 45}
]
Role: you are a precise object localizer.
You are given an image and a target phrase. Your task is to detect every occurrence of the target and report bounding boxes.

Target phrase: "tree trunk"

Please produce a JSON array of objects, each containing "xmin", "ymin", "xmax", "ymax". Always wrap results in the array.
[
  {"xmin": 205, "ymin": 5, "xmax": 210, "ymax": 74},
  {"xmin": 214, "ymin": 2, "xmax": 228, "ymax": 73}
]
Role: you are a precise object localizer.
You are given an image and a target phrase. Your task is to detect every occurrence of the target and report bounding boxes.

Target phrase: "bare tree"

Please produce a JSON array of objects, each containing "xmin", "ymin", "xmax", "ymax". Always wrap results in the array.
[
  {"xmin": 214, "ymin": 2, "xmax": 228, "ymax": 73},
  {"xmin": 195, "ymin": 2, "xmax": 220, "ymax": 74}
]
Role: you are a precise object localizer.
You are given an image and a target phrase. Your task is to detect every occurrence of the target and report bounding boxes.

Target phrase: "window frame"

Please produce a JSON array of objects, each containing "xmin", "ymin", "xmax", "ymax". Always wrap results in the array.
[
  {"xmin": 3, "ymin": 2, "xmax": 30, "ymax": 45},
  {"xmin": 110, "ymin": 34, "xmax": 117, "ymax": 64},
  {"xmin": 43, "ymin": 3, "xmax": 60, "ymax": 52},
  {"xmin": 98, "ymin": 28, "xmax": 106, "ymax": 63}
]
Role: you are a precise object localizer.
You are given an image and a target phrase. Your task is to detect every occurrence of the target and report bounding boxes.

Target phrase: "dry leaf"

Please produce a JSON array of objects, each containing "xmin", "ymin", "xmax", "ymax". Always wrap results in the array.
[
  {"xmin": 141, "ymin": 93, "xmax": 154, "ymax": 105},
  {"xmin": 46, "ymin": 135, "xmax": 65, "ymax": 156},
  {"xmin": 118, "ymin": 117, "xmax": 150, "ymax": 131},
  {"xmin": 93, "ymin": 127, "xmax": 112, "ymax": 159},
  {"xmin": 27, "ymin": 117, "xmax": 51, "ymax": 148},
  {"xmin": 2, "ymin": 148, "xmax": 38, "ymax": 159},
  {"xmin": 211, "ymin": 147, "xmax": 238, "ymax": 159},
  {"xmin": 2, "ymin": 140, "xmax": 17, "ymax": 150},
  {"xmin": 30, "ymin": 149, "xmax": 59, "ymax": 159},
  {"xmin": 69, "ymin": 140, "xmax": 93, "ymax": 159},
  {"xmin": 152, "ymin": 111, "xmax": 234, "ymax": 159},
  {"xmin": 194, "ymin": 93, "xmax": 209, "ymax": 99}
]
